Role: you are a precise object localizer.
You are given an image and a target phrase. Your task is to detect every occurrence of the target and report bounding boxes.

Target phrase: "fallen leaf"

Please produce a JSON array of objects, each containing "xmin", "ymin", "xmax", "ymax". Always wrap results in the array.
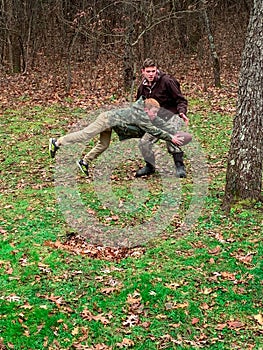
[
  {"xmin": 237, "ymin": 254, "xmax": 253, "ymax": 264},
  {"xmin": 92, "ymin": 314, "xmax": 110, "ymax": 325},
  {"xmin": 227, "ymin": 320, "xmax": 244, "ymax": 329},
  {"xmin": 202, "ymin": 288, "xmax": 213, "ymax": 295},
  {"xmin": 216, "ymin": 323, "xmax": 227, "ymax": 330},
  {"xmin": 100, "ymin": 287, "xmax": 118, "ymax": 294},
  {"xmin": 169, "ymin": 323, "xmax": 180, "ymax": 328},
  {"xmin": 254, "ymin": 314, "xmax": 263, "ymax": 326},
  {"xmin": 201, "ymin": 303, "xmax": 210, "ymax": 310},
  {"xmin": 208, "ymin": 246, "xmax": 221, "ymax": 255},
  {"xmin": 221, "ymin": 271, "xmax": 236, "ymax": 280},
  {"xmin": 116, "ymin": 338, "xmax": 134, "ymax": 348},
  {"xmin": 127, "ymin": 291, "xmax": 141, "ymax": 304},
  {"xmin": 72, "ymin": 327, "xmax": 79, "ymax": 335},
  {"xmin": 191, "ymin": 317, "xmax": 200, "ymax": 325},
  {"xmin": 141, "ymin": 321, "xmax": 151, "ymax": 328},
  {"xmin": 176, "ymin": 302, "xmax": 189, "ymax": 309},
  {"xmin": 122, "ymin": 314, "xmax": 139, "ymax": 327}
]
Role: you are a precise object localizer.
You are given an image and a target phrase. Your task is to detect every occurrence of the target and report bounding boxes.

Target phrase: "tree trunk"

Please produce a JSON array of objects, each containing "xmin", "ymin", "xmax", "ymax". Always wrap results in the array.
[
  {"xmin": 201, "ymin": 0, "xmax": 221, "ymax": 87},
  {"xmin": 123, "ymin": 2, "xmax": 136, "ymax": 94},
  {"xmin": 223, "ymin": 0, "xmax": 263, "ymax": 210},
  {"xmin": 3, "ymin": 0, "xmax": 23, "ymax": 73}
]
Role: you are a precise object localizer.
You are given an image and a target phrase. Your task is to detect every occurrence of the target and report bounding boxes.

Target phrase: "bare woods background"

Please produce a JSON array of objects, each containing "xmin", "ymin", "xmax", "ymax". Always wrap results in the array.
[{"xmin": 0, "ymin": 0, "xmax": 252, "ymax": 105}]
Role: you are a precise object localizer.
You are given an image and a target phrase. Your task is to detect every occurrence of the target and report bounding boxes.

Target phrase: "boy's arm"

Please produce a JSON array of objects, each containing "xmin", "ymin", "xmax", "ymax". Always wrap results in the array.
[
  {"xmin": 152, "ymin": 114, "xmax": 181, "ymax": 134},
  {"xmin": 167, "ymin": 78, "xmax": 188, "ymax": 115},
  {"xmin": 135, "ymin": 117, "xmax": 173, "ymax": 142}
]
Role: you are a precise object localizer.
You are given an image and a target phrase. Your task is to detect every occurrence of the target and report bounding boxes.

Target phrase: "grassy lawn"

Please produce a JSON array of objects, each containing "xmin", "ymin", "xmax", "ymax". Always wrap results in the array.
[{"xmin": 0, "ymin": 102, "xmax": 262, "ymax": 350}]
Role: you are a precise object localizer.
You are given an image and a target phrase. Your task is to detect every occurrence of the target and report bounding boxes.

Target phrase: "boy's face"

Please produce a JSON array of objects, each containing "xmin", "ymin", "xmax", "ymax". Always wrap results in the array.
[
  {"xmin": 145, "ymin": 106, "xmax": 159, "ymax": 120},
  {"xmin": 141, "ymin": 65, "xmax": 158, "ymax": 83}
]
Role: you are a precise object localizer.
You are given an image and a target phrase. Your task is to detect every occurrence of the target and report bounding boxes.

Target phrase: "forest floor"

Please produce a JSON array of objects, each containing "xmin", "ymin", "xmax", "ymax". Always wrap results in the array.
[{"xmin": 1, "ymin": 56, "xmax": 263, "ymax": 350}]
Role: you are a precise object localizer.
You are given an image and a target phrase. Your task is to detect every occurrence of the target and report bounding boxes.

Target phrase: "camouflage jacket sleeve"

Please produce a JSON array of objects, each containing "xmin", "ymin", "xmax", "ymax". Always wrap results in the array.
[
  {"xmin": 151, "ymin": 114, "xmax": 176, "ymax": 134},
  {"xmin": 136, "ymin": 119, "xmax": 173, "ymax": 141},
  {"xmin": 131, "ymin": 105, "xmax": 173, "ymax": 141}
]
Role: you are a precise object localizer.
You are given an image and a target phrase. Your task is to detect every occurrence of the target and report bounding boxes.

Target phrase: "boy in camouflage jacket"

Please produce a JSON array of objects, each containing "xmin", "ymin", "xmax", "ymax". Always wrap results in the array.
[{"xmin": 49, "ymin": 98, "xmax": 191, "ymax": 175}]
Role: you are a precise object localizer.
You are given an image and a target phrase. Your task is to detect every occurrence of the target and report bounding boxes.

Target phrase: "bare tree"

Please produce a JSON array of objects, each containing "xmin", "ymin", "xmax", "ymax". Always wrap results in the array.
[
  {"xmin": 223, "ymin": 0, "xmax": 263, "ymax": 210},
  {"xmin": 1, "ymin": 0, "xmax": 24, "ymax": 72},
  {"xmin": 200, "ymin": 0, "xmax": 221, "ymax": 87}
]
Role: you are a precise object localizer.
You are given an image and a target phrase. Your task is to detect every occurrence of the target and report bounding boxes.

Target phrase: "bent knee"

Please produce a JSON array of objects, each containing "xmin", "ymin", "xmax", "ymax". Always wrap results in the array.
[{"xmin": 99, "ymin": 140, "xmax": 111, "ymax": 150}]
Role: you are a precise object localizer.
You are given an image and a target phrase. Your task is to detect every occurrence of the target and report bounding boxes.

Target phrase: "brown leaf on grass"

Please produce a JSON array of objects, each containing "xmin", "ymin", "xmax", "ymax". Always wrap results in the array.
[
  {"xmin": 231, "ymin": 249, "xmax": 255, "ymax": 265},
  {"xmin": 100, "ymin": 287, "xmax": 119, "ymax": 294},
  {"xmin": 23, "ymin": 330, "xmax": 30, "ymax": 337},
  {"xmin": 73, "ymin": 343, "xmax": 112, "ymax": 350},
  {"xmin": 202, "ymin": 288, "xmax": 213, "ymax": 295},
  {"xmin": 20, "ymin": 302, "xmax": 33, "ymax": 310},
  {"xmin": 254, "ymin": 314, "xmax": 263, "ymax": 326},
  {"xmin": 164, "ymin": 282, "xmax": 181, "ymax": 290},
  {"xmin": 72, "ymin": 327, "xmax": 90, "ymax": 348},
  {"xmin": 141, "ymin": 321, "xmax": 151, "ymax": 328},
  {"xmin": 116, "ymin": 338, "xmax": 134, "ymax": 348},
  {"xmin": 191, "ymin": 318, "xmax": 200, "ymax": 325},
  {"xmin": 80, "ymin": 309, "xmax": 111, "ymax": 325},
  {"xmin": 165, "ymin": 301, "xmax": 189, "ymax": 310},
  {"xmin": 37, "ymin": 293, "xmax": 64, "ymax": 307},
  {"xmin": 221, "ymin": 271, "xmax": 236, "ymax": 280},
  {"xmin": 38, "ymin": 262, "xmax": 51, "ymax": 273},
  {"xmin": 0, "ymin": 227, "xmax": 8, "ymax": 237},
  {"xmin": 156, "ymin": 314, "xmax": 168, "ymax": 319},
  {"xmin": 215, "ymin": 323, "xmax": 227, "ymax": 330},
  {"xmin": 5, "ymin": 266, "xmax": 13, "ymax": 275},
  {"xmin": 176, "ymin": 302, "xmax": 189, "ymax": 309},
  {"xmin": 169, "ymin": 323, "xmax": 181, "ymax": 328},
  {"xmin": 227, "ymin": 320, "xmax": 245, "ymax": 329},
  {"xmin": 71, "ymin": 327, "xmax": 79, "ymax": 335},
  {"xmin": 127, "ymin": 291, "xmax": 142, "ymax": 305},
  {"xmin": 93, "ymin": 344, "xmax": 112, "ymax": 350},
  {"xmin": 92, "ymin": 314, "xmax": 111, "ymax": 325},
  {"xmin": 200, "ymin": 302, "xmax": 210, "ymax": 310},
  {"xmin": 44, "ymin": 235, "xmax": 145, "ymax": 262},
  {"xmin": 208, "ymin": 246, "xmax": 221, "ymax": 255},
  {"xmin": 126, "ymin": 290, "xmax": 144, "ymax": 314},
  {"xmin": 122, "ymin": 314, "xmax": 139, "ymax": 327},
  {"xmin": 236, "ymin": 253, "xmax": 254, "ymax": 264}
]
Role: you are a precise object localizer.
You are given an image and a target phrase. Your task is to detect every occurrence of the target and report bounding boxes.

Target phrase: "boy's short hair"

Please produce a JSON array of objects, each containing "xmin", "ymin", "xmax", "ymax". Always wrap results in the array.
[
  {"xmin": 142, "ymin": 58, "xmax": 157, "ymax": 69},
  {"xmin": 144, "ymin": 98, "xmax": 160, "ymax": 109}
]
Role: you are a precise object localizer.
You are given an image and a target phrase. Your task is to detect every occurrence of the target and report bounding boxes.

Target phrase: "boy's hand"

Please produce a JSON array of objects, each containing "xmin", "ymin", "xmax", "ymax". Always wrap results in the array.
[
  {"xmin": 171, "ymin": 134, "xmax": 185, "ymax": 146},
  {"xmin": 179, "ymin": 113, "xmax": 189, "ymax": 126},
  {"xmin": 171, "ymin": 131, "xmax": 192, "ymax": 146}
]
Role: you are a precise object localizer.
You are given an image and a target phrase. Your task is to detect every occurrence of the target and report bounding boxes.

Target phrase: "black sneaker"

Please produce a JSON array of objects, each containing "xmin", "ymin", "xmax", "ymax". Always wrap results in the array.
[
  {"xmin": 49, "ymin": 138, "xmax": 59, "ymax": 158},
  {"xmin": 77, "ymin": 160, "xmax": 89, "ymax": 176}
]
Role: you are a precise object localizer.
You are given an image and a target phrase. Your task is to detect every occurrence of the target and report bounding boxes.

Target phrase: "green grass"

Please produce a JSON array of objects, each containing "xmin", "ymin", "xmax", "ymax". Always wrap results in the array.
[{"xmin": 0, "ymin": 104, "xmax": 262, "ymax": 350}]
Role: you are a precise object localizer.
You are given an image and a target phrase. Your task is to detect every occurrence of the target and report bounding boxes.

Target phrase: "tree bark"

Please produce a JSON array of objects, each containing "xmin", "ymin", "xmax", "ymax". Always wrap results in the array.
[
  {"xmin": 223, "ymin": 0, "xmax": 263, "ymax": 210},
  {"xmin": 123, "ymin": 2, "xmax": 136, "ymax": 93},
  {"xmin": 201, "ymin": 2, "xmax": 221, "ymax": 87}
]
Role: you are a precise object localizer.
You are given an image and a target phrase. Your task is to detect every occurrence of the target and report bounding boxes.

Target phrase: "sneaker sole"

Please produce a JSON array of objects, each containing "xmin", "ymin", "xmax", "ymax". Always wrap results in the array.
[
  {"xmin": 76, "ymin": 160, "xmax": 89, "ymax": 176},
  {"xmin": 49, "ymin": 138, "xmax": 55, "ymax": 158}
]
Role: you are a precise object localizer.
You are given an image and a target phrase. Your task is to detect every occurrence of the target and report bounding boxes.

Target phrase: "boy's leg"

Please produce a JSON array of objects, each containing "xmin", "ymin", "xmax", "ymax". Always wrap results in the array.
[
  {"xmin": 57, "ymin": 112, "xmax": 110, "ymax": 146},
  {"xmin": 165, "ymin": 116, "xmax": 189, "ymax": 178},
  {"xmin": 83, "ymin": 128, "xmax": 112, "ymax": 164},
  {"xmin": 135, "ymin": 133, "xmax": 157, "ymax": 177},
  {"xmin": 77, "ymin": 128, "xmax": 112, "ymax": 176}
]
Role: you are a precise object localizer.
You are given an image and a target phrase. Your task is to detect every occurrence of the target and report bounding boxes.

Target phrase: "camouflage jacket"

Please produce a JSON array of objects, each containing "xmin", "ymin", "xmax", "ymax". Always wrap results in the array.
[{"xmin": 107, "ymin": 98, "xmax": 175, "ymax": 141}]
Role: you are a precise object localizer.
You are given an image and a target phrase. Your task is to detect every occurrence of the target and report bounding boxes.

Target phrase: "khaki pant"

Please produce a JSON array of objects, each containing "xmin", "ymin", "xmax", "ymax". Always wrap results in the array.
[
  {"xmin": 83, "ymin": 129, "xmax": 112, "ymax": 163},
  {"xmin": 57, "ymin": 112, "xmax": 112, "ymax": 162}
]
